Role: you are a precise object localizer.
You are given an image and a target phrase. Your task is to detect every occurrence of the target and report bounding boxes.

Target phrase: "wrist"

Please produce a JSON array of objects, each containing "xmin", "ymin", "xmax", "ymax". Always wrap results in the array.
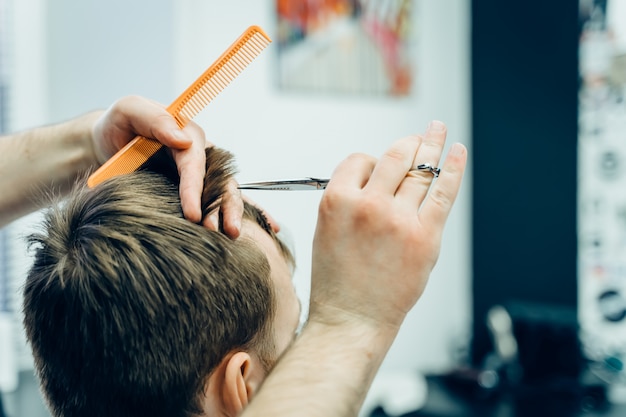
[
  {"xmin": 308, "ymin": 298, "xmax": 403, "ymax": 334},
  {"xmin": 78, "ymin": 110, "xmax": 104, "ymax": 167},
  {"xmin": 305, "ymin": 301, "xmax": 401, "ymax": 353},
  {"xmin": 52, "ymin": 110, "xmax": 103, "ymax": 171}
]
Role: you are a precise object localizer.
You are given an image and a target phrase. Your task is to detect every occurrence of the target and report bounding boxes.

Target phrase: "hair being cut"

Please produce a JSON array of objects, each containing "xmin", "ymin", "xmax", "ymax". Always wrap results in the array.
[{"xmin": 23, "ymin": 147, "xmax": 278, "ymax": 417}]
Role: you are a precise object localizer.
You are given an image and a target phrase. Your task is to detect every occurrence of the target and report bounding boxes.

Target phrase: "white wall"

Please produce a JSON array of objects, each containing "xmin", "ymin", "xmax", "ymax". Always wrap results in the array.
[
  {"xmin": 5, "ymin": 0, "xmax": 471, "ymax": 411},
  {"xmin": 46, "ymin": 0, "xmax": 176, "ymax": 119}
]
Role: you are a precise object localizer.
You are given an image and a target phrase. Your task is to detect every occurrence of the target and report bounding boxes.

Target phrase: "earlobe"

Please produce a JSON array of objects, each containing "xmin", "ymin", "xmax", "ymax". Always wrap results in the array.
[{"xmin": 223, "ymin": 351, "xmax": 263, "ymax": 415}]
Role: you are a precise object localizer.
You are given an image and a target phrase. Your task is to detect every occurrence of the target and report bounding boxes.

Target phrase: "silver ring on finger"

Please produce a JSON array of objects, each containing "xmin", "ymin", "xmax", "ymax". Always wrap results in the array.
[{"xmin": 412, "ymin": 163, "xmax": 441, "ymax": 178}]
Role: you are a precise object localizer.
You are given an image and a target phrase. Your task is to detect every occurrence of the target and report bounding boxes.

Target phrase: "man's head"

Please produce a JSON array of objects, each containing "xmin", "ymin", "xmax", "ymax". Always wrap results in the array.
[{"xmin": 22, "ymin": 148, "xmax": 300, "ymax": 417}]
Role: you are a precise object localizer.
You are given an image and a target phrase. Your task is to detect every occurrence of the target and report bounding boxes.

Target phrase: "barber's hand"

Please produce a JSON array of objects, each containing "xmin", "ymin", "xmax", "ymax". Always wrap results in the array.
[
  {"xmin": 91, "ymin": 95, "xmax": 244, "ymax": 237},
  {"xmin": 309, "ymin": 121, "xmax": 467, "ymax": 330}
]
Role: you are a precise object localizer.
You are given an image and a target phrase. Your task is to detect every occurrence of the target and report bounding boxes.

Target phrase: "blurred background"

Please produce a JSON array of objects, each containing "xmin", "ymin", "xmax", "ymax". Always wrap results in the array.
[{"xmin": 0, "ymin": 1, "xmax": 624, "ymax": 416}]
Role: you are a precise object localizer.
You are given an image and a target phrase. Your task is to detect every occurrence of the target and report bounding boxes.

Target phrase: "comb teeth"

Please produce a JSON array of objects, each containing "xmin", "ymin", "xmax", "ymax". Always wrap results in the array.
[
  {"xmin": 170, "ymin": 29, "xmax": 271, "ymax": 126},
  {"xmin": 87, "ymin": 26, "xmax": 271, "ymax": 188}
]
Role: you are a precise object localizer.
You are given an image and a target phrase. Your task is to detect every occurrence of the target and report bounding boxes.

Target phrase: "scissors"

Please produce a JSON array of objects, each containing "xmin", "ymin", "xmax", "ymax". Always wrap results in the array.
[
  {"xmin": 238, "ymin": 177, "xmax": 329, "ymax": 190},
  {"xmin": 237, "ymin": 164, "xmax": 440, "ymax": 191}
]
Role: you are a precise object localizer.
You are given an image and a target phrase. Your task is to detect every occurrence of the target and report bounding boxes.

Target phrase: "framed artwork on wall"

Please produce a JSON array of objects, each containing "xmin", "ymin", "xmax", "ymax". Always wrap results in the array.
[{"xmin": 275, "ymin": 0, "xmax": 415, "ymax": 96}]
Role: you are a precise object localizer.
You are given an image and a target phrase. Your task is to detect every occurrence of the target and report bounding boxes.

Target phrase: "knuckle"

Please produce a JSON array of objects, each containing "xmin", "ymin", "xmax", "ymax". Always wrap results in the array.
[
  {"xmin": 344, "ymin": 152, "xmax": 374, "ymax": 166},
  {"xmin": 427, "ymin": 187, "xmax": 453, "ymax": 211},
  {"xmin": 318, "ymin": 188, "xmax": 343, "ymax": 215},
  {"xmin": 382, "ymin": 147, "xmax": 407, "ymax": 165}
]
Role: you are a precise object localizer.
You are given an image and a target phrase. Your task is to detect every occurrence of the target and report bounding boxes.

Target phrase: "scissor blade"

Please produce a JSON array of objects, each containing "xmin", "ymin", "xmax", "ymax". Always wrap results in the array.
[
  {"xmin": 238, "ymin": 183, "xmax": 315, "ymax": 190},
  {"xmin": 238, "ymin": 178, "xmax": 329, "ymax": 190}
]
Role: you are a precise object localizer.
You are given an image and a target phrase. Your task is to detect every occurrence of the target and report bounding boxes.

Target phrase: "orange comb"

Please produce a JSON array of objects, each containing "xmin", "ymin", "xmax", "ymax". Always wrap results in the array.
[{"xmin": 87, "ymin": 25, "xmax": 271, "ymax": 188}]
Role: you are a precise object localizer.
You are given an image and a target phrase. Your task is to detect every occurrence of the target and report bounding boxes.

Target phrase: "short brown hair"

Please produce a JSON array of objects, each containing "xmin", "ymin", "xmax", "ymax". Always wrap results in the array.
[{"xmin": 23, "ymin": 148, "xmax": 278, "ymax": 417}]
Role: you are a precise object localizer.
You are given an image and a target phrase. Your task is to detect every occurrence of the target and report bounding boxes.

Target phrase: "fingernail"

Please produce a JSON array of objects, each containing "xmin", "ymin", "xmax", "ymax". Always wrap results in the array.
[
  {"xmin": 428, "ymin": 120, "xmax": 446, "ymax": 132},
  {"xmin": 209, "ymin": 212, "xmax": 219, "ymax": 230},
  {"xmin": 233, "ymin": 217, "xmax": 242, "ymax": 233},
  {"xmin": 172, "ymin": 129, "xmax": 190, "ymax": 144}
]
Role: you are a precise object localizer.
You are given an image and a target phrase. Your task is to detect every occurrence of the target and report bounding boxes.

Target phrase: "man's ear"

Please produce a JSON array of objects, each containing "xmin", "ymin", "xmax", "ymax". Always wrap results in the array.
[{"xmin": 222, "ymin": 351, "xmax": 265, "ymax": 415}]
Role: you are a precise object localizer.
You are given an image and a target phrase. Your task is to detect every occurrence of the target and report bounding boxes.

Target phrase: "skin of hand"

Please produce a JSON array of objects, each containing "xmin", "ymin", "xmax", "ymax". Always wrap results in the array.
[
  {"xmin": 91, "ymin": 96, "xmax": 245, "ymax": 237},
  {"xmin": 242, "ymin": 121, "xmax": 467, "ymax": 417},
  {"xmin": 309, "ymin": 121, "xmax": 466, "ymax": 329},
  {"xmin": 0, "ymin": 95, "xmax": 276, "ymax": 235}
]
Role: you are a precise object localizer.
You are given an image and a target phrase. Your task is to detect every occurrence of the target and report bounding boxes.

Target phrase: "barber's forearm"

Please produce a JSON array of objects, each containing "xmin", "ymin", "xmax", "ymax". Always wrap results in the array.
[
  {"xmin": 0, "ymin": 111, "xmax": 102, "ymax": 227},
  {"xmin": 243, "ymin": 318, "xmax": 398, "ymax": 417}
]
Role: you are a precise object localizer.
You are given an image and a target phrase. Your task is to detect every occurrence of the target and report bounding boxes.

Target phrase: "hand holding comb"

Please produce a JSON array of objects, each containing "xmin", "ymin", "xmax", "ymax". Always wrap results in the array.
[{"xmin": 87, "ymin": 25, "xmax": 271, "ymax": 188}]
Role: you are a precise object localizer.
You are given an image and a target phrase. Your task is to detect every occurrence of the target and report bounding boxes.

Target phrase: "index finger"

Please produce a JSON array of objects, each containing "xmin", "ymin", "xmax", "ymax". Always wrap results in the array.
[
  {"xmin": 116, "ymin": 96, "xmax": 194, "ymax": 150},
  {"xmin": 326, "ymin": 153, "xmax": 377, "ymax": 192}
]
